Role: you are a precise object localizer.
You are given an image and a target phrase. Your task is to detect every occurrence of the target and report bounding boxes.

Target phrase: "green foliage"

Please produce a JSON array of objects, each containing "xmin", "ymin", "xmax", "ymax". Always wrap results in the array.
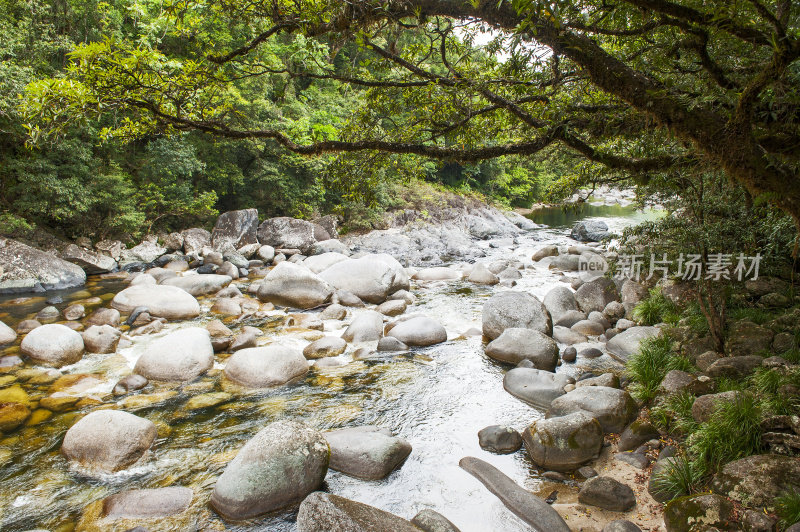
[
  {"xmin": 626, "ymin": 336, "xmax": 693, "ymax": 403},
  {"xmin": 633, "ymin": 288, "xmax": 679, "ymax": 326},
  {"xmin": 687, "ymin": 393, "xmax": 763, "ymax": 472},
  {"xmin": 649, "ymin": 455, "xmax": 707, "ymax": 501},
  {"xmin": 776, "ymin": 491, "xmax": 800, "ymax": 529},
  {"xmin": 651, "ymin": 391, "xmax": 698, "ymax": 435}
]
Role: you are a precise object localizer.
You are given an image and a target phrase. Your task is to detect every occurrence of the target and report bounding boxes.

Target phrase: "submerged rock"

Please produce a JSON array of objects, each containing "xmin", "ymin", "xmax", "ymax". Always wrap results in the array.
[{"xmin": 211, "ymin": 420, "xmax": 329, "ymax": 520}]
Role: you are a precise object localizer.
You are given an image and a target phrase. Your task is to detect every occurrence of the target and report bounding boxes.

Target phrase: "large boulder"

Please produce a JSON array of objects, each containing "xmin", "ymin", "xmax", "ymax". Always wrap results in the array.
[
  {"xmin": 342, "ymin": 311, "xmax": 384, "ymax": 342},
  {"xmin": 257, "ymin": 217, "xmax": 328, "ymax": 254},
  {"xmin": 726, "ymin": 321, "xmax": 774, "ymax": 357},
  {"xmin": 112, "ymin": 284, "xmax": 200, "ymax": 320},
  {"xmin": 503, "ymin": 368, "xmax": 572, "ymax": 409},
  {"xmin": 0, "ymin": 237, "xmax": 86, "ymax": 293},
  {"xmin": 134, "ymin": 328, "xmax": 214, "ymax": 382},
  {"xmin": 181, "ymin": 227, "xmax": 211, "ymax": 254},
  {"xmin": 386, "ymin": 316, "xmax": 447, "ymax": 346},
  {"xmin": 571, "ymin": 220, "xmax": 610, "ymax": 242},
  {"xmin": 61, "ymin": 410, "xmax": 156, "ymax": 472},
  {"xmin": 224, "ymin": 346, "xmax": 309, "ymax": 388},
  {"xmin": 20, "ymin": 323, "xmax": 84, "ymax": 367},
  {"xmin": 212, "ymin": 208, "xmax": 259, "ymax": 250},
  {"xmin": 324, "ymin": 426, "xmax": 412, "ymax": 480},
  {"xmin": 0, "ymin": 320, "xmax": 17, "ymax": 345},
  {"xmin": 547, "ymin": 386, "xmax": 638, "ymax": 433},
  {"xmin": 522, "ymin": 412, "xmax": 603, "ymax": 472},
  {"xmin": 297, "ymin": 492, "xmax": 420, "ymax": 532},
  {"xmin": 574, "ymin": 277, "xmax": 620, "ymax": 313},
  {"xmin": 304, "ymin": 252, "xmax": 349, "ymax": 274},
  {"xmin": 119, "ymin": 238, "xmax": 167, "ymax": 265},
  {"xmin": 663, "ymin": 494, "xmax": 734, "ymax": 532},
  {"xmin": 61, "ymin": 244, "xmax": 117, "ymax": 274},
  {"xmin": 691, "ymin": 390, "xmax": 741, "ymax": 423},
  {"xmin": 705, "ymin": 355, "xmax": 763, "ymax": 379},
  {"xmin": 257, "ymin": 261, "xmax": 333, "ymax": 309},
  {"xmin": 161, "ymin": 274, "xmax": 231, "ymax": 296},
  {"xmin": 606, "ymin": 326, "xmax": 660, "ymax": 362},
  {"xmin": 482, "ymin": 291, "xmax": 552, "ymax": 340},
  {"xmin": 211, "ymin": 421, "xmax": 329, "ymax": 520},
  {"xmin": 543, "ymin": 286, "xmax": 579, "ymax": 325},
  {"xmin": 621, "ymin": 279, "xmax": 648, "ymax": 316},
  {"xmin": 711, "ymin": 454, "xmax": 800, "ymax": 507},
  {"xmin": 319, "ymin": 254, "xmax": 409, "ymax": 304},
  {"xmin": 485, "ymin": 328, "xmax": 558, "ymax": 370}
]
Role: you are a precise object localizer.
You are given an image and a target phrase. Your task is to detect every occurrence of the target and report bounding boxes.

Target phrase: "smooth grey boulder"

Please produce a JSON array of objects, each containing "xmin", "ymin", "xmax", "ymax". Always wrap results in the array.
[
  {"xmin": 61, "ymin": 410, "xmax": 156, "ymax": 472},
  {"xmin": 377, "ymin": 299, "xmax": 407, "ymax": 316},
  {"xmin": 482, "ymin": 291, "xmax": 552, "ymax": 340},
  {"xmin": 112, "ymin": 285, "xmax": 200, "ymax": 320},
  {"xmin": 543, "ymin": 285, "xmax": 579, "ymax": 325},
  {"xmin": 0, "ymin": 237, "xmax": 86, "ymax": 293},
  {"xmin": 386, "ymin": 316, "xmax": 447, "ymax": 346},
  {"xmin": 412, "ymin": 509, "xmax": 461, "ymax": 532},
  {"xmin": 257, "ymin": 261, "xmax": 333, "ymax": 309},
  {"xmin": 503, "ymin": 368, "xmax": 572, "ymax": 409},
  {"xmin": 224, "ymin": 346, "xmax": 309, "ymax": 388},
  {"xmin": 578, "ymin": 476, "xmax": 636, "ymax": 511},
  {"xmin": 547, "ymin": 386, "xmax": 638, "ymax": 433},
  {"xmin": 549, "ymin": 254, "xmax": 580, "ymax": 271},
  {"xmin": 485, "ymin": 328, "xmax": 558, "ymax": 370},
  {"xmin": 303, "ymin": 336, "xmax": 347, "ymax": 359},
  {"xmin": 571, "ymin": 220, "xmax": 610, "ymax": 242},
  {"xmin": 257, "ymin": 217, "xmax": 328, "ymax": 254},
  {"xmin": 296, "ymin": 492, "xmax": 420, "ymax": 532},
  {"xmin": 606, "ymin": 326, "xmax": 660, "ymax": 362},
  {"xmin": 324, "ymin": 425, "xmax": 412, "ymax": 480},
  {"xmin": 412, "ymin": 267, "xmax": 462, "ymax": 281},
  {"xmin": 20, "ymin": 323, "xmax": 84, "ymax": 367},
  {"xmin": 459, "ymin": 457, "xmax": 570, "ymax": 532},
  {"xmin": 161, "ymin": 274, "xmax": 232, "ymax": 296},
  {"xmin": 304, "ymin": 252, "xmax": 349, "ymax": 274},
  {"xmin": 468, "ymin": 263, "xmax": 499, "ymax": 285},
  {"xmin": 81, "ymin": 324, "xmax": 121, "ymax": 354},
  {"xmin": 62, "ymin": 244, "xmax": 117, "ymax": 274},
  {"xmin": 134, "ymin": 328, "xmax": 214, "ymax": 382},
  {"xmin": 120, "ymin": 239, "xmax": 167, "ymax": 265},
  {"xmin": 377, "ymin": 336, "xmax": 408, "ymax": 352},
  {"xmin": 618, "ymin": 421, "xmax": 660, "ymax": 452},
  {"xmin": 574, "ymin": 277, "xmax": 620, "ymax": 313},
  {"xmin": 0, "ymin": 320, "xmax": 17, "ymax": 345},
  {"xmin": 571, "ymin": 319, "xmax": 605, "ymax": 336},
  {"xmin": 211, "ymin": 421, "xmax": 329, "ymax": 520},
  {"xmin": 478, "ymin": 425, "xmax": 523, "ymax": 454},
  {"xmin": 342, "ymin": 311, "xmax": 384, "ymax": 342},
  {"xmin": 113, "ymin": 374, "xmax": 148, "ymax": 396},
  {"xmin": 522, "ymin": 412, "xmax": 603, "ymax": 472},
  {"xmin": 532, "ymin": 245, "xmax": 558, "ymax": 261},
  {"xmin": 212, "ymin": 208, "xmax": 259, "ymax": 250},
  {"xmin": 319, "ymin": 254, "xmax": 409, "ymax": 304},
  {"xmin": 552, "ymin": 325, "xmax": 587, "ymax": 345}
]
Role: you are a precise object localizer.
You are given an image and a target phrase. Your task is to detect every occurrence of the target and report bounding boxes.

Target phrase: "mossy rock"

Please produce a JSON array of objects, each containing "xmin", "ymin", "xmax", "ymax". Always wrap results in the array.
[
  {"xmin": 664, "ymin": 493, "xmax": 734, "ymax": 532},
  {"xmin": 711, "ymin": 454, "xmax": 800, "ymax": 507}
]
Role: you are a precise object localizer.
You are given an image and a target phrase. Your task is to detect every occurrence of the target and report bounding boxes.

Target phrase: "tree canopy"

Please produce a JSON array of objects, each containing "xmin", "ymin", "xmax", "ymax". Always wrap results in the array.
[{"xmin": 21, "ymin": 0, "xmax": 800, "ymax": 227}]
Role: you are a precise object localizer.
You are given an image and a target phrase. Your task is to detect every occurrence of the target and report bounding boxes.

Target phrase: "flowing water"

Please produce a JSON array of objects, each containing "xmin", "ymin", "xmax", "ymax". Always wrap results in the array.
[{"xmin": 0, "ymin": 205, "xmax": 656, "ymax": 532}]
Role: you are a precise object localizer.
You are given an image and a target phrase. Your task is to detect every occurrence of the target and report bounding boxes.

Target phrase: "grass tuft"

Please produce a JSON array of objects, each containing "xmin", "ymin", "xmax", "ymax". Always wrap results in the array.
[
  {"xmin": 649, "ymin": 455, "xmax": 707, "ymax": 501},
  {"xmin": 633, "ymin": 288, "xmax": 679, "ymax": 325},
  {"xmin": 776, "ymin": 491, "xmax": 800, "ymax": 528},
  {"xmin": 626, "ymin": 336, "xmax": 693, "ymax": 403},
  {"xmin": 688, "ymin": 393, "xmax": 763, "ymax": 472},
  {"xmin": 651, "ymin": 391, "xmax": 698, "ymax": 435}
]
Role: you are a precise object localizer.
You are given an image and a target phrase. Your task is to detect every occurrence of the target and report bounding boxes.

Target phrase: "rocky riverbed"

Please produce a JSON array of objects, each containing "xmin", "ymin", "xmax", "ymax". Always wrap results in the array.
[{"xmin": 0, "ymin": 200, "xmax": 693, "ymax": 531}]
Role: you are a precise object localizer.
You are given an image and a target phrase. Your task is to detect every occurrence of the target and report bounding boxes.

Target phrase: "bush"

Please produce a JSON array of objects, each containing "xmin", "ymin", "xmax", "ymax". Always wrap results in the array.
[
  {"xmin": 688, "ymin": 393, "xmax": 763, "ymax": 471},
  {"xmin": 626, "ymin": 336, "xmax": 693, "ymax": 403}
]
